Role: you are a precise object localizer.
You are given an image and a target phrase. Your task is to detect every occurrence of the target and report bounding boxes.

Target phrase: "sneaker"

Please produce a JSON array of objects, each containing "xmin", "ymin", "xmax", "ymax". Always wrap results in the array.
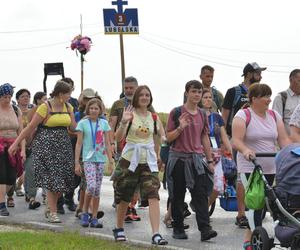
[
  {"xmin": 90, "ymin": 218, "xmax": 103, "ymax": 228},
  {"xmin": 0, "ymin": 207, "xmax": 9, "ymax": 216},
  {"xmin": 130, "ymin": 207, "xmax": 141, "ymax": 221},
  {"xmin": 124, "ymin": 208, "xmax": 133, "ymax": 223},
  {"xmin": 15, "ymin": 189, "xmax": 25, "ymax": 197},
  {"xmin": 172, "ymin": 228, "xmax": 188, "ymax": 240},
  {"xmin": 243, "ymin": 241, "xmax": 253, "ymax": 250},
  {"xmin": 48, "ymin": 213, "xmax": 61, "ymax": 223},
  {"xmin": 113, "ymin": 228, "xmax": 126, "ymax": 241},
  {"xmin": 152, "ymin": 233, "xmax": 168, "ymax": 245},
  {"xmin": 235, "ymin": 216, "xmax": 249, "ymax": 228},
  {"xmin": 81, "ymin": 213, "xmax": 89, "ymax": 227},
  {"xmin": 201, "ymin": 228, "xmax": 217, "ymax": 241}
]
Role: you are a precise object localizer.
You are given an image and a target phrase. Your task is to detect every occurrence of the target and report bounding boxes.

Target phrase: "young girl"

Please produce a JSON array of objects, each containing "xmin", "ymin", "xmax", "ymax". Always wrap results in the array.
[{"xmin": 75, "ymin": 98, "xmax": 113, "ymax": 228}]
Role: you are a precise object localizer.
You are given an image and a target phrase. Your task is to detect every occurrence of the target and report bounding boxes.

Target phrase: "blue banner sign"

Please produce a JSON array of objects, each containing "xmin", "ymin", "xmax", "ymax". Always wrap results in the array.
[{"xmin": 103, "ymin": 0, "xmax": 139, "ymax": 34}]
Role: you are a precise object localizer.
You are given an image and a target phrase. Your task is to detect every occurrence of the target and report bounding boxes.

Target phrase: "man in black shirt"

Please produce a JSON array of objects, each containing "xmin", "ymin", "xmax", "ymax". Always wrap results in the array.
[{"xmin": 222, "ymin": 62, "xmax": 266, "ymax": 228}]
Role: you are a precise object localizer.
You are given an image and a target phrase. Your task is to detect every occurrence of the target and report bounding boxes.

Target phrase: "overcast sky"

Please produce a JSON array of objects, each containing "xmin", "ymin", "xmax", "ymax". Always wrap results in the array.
[{"xmin": 1, "ymin": 0, "xmax": 300, "ymax": 112}]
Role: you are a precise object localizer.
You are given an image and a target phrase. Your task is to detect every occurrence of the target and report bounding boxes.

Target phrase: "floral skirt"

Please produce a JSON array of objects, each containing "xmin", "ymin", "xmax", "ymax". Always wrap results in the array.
[{"xmin": 32, "ymin": 126, "xmax": 74, "ymax": 193}]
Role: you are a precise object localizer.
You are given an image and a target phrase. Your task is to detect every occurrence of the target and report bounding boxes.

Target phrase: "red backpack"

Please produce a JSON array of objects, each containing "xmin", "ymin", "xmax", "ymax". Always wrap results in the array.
[{"xmin": 243, "ymin": 108, "xmax": 276, "ymax": 127}]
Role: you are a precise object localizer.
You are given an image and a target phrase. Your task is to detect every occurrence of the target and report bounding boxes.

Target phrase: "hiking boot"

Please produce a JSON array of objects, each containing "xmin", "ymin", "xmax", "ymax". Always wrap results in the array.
[
  {"xmin": 172, "ymin": 228, "xmax": 188, "ymax": 240},
  {"xmin": 131, "ymin": 207, "xmax": 141, "ymax": 221},
  {"xmin": 201, "ymin": 228, "xmax": 217, "ymax": 241},
  {"xmin": 0, "ymin": 207, "xmax": 9, "ymax": 216},
  {"xmin": 235, "ymin": 216, "xmax": 249, "ymax": 228},
  {"xmin": 81, "ymin": 213, "xmax": 90, "ymax": 227},
  {"xmin": 90, "ymin": 218, "xmax": 103, "ymax": 228}
]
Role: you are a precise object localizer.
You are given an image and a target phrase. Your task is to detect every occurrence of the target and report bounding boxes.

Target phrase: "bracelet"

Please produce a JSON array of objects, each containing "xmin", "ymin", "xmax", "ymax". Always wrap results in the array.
[
  {"xmin": 176, "ymin": 126, "xmax": 183, "ymax": 133},
  {"xmin": 207, "ymin": 160, "xmax": 214, "ymax": 164}
]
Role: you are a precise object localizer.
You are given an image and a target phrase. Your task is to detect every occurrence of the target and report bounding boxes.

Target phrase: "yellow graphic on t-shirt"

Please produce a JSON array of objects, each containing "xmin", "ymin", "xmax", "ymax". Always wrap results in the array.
[{"xmin": 135, "ymin": 125, "xmax": 150, "ymax": 139}]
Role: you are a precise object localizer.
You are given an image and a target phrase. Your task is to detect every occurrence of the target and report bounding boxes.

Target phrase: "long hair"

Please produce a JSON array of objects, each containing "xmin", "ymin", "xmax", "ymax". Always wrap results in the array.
[{"xmin": 131, "ymin": 85, "xmax": 153, "ymax": 108}]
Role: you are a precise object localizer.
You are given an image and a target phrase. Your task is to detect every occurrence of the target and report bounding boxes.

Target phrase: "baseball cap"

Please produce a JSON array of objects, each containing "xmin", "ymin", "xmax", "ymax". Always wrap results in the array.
[
  {"xmin": 242, "ymin": 62, "xmax": 267, "ymax": 77},
  {"xmin": 81, "ymin": 88, "xmax": 97, "ymax": 98}
]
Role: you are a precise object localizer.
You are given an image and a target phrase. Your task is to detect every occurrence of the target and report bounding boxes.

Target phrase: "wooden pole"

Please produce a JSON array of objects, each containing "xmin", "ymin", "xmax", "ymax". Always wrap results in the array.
[
  {"xmin": 80, "ymin": 14, "xmax": 84, "ymax": 92},
  {"xmin": 119, "ymin": 33, "xmax": 126, "ymax": 92}
]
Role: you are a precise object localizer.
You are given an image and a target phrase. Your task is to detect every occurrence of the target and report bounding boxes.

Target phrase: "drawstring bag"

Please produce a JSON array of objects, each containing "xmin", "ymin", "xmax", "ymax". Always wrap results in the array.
[{"xmin": 245, "ymin": 167, "xmax": 265, "ymax": 210}]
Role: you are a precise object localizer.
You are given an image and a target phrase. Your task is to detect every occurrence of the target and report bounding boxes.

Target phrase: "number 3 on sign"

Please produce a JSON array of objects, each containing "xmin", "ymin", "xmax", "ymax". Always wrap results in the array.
[{"xmin": 116, "ymin": 14, "xmax": 126, "ymax": 25}]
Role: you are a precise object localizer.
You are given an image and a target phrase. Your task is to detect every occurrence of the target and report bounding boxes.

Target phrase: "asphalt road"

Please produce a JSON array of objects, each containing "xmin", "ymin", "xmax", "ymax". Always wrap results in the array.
[{"xmin": 0, "ymin": 177, "xmax": 279, "ymax": 250}]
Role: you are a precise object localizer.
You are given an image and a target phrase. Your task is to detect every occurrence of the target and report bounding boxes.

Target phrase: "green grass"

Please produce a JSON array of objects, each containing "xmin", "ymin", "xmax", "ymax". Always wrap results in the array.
[{"xmin": 0, "ymin": 230, "xmax": 148, "ymax": 250}]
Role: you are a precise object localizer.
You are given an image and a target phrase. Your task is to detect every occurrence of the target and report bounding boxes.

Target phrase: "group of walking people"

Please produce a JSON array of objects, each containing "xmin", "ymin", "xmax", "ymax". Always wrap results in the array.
[{"xmin": 2, "ymin": 62, "xmax": 300, "ymax": 248}]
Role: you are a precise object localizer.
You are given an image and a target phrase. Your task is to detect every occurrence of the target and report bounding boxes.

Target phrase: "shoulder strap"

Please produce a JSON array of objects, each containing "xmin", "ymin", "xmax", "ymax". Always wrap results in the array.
[
  {"xmin": 42, "ymin": 101, "xmax": 52, "ymax": 125},
  {"xmin": 12, "ymin": 105, "xmax": 19, "ymax": 117},
  {"xmin": 280, "ymin": 91, "xmax": 287, "ymax": 120},
  {"xmin": 233, "ymin": 85, "xmax": 242, "ymax": 108},
  {"xmin": 243, "ymin": 108, "xmax": 251, "ymax": 127},
  {"xmin": 199, "ymin": 108, "xmax": 207, "ymax": 128},
  {"xmin": 211, "ymin": 87, "xmax": 220, "ymax": 107},
  {"xmin": 173, "ymin": 106, "xmax": 182, "ymax": 128},
  {"xmin": 151, "ymin": 112, "xmax": 158, "ymax": 135}
]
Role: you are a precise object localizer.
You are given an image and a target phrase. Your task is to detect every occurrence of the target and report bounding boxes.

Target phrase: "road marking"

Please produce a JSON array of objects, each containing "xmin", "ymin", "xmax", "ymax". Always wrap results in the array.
[
  {"xmin": 85, "ymin": 232, "xmax": 191, "ymax": 250},
  {"xmin": 26, "ymin": 221, "xmax": 62, "ymax": 228}
]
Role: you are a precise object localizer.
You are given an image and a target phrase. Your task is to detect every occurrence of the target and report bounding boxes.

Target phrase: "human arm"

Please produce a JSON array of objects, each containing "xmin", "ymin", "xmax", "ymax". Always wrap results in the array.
[
  {"xmin": 276, "ymin": 118, "xmax": 291, "ymax": 147},
  {"xmin": 74, "ymin": 131, "xmax": 83, "ymax": 176},
  {"xmin": 108, "ymin": 115, "xmax": 118, "ymax": 156},
  {"xmin": 231, "ymin": 117, "xmax": 255, "ymax": 161},
  {"xmin": 154, "ymin": 117, "xmax": 165, "ymax": 171},
  {"xmin": 9, "ymin": 112, "xmax": 44, "ymax": 155},
  {"xmin": 220, "ymin": 126, "xmax": 232, "ymax": 154},
  {"xmin": 114, "ymin": 105, "xmax": 133, "ymax": 141},
  {"xmin": 166, "ymin": 111, "xmax": 190, "ymax": 143},
  {"xmin": 104, "ymin": 130, "xmax": 114, "ymax": 175},
  {"xmin": 221, "ymin": 108, "xmax": 230, "ymax": 131},
  {"xmin": 289, "ymin": 104, "xmax": 300, "ymax": 143},
  {"xmin": 201, "ymin": 132, "xmax": 215, "ymax": 173},
  {"xmin": 17, "ymin": 108, "xmax": 26, "ymax": 161},
  {"xmin": 272, "ymin": 94, "xmax": 283, "ymax": 117}
]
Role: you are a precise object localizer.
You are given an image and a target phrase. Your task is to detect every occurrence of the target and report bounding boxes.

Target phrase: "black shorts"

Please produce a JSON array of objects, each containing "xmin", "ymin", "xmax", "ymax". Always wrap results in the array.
[{"xmin": 0, "ymin": 148, "xmax": 17, "ymax": 185}]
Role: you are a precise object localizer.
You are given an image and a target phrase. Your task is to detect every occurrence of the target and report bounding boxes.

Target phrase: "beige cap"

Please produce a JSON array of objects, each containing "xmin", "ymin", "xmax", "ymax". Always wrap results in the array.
[{"xmin": 82, "ymin": 88, "xmax": 96, "ymax": 98}]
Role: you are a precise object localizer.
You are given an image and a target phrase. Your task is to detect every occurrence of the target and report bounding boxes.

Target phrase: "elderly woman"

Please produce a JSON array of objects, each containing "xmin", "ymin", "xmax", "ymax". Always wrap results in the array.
[
  {"xmin": 0, "ymin": 83, "xmax": 25, "ymax": 216},
  {"xmin": 232, "ymin": 83, "xmax": 290, "ymax": 250},
  {"xmin": 9, "ymin": 81, "xmax": 77, "ymax": 223}
]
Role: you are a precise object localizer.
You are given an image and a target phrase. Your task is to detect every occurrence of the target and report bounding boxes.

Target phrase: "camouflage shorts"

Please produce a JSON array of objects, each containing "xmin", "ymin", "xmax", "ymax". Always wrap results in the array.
[{"xmin": 114, "ymin": 158, "xmax": 160, "ymax": 204}]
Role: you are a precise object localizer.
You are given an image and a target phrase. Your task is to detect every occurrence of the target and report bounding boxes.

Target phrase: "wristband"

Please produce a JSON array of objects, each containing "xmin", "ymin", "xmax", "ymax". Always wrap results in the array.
[{"xmin": 207, "ymin": 160, "xmax": 214, "ymax": 164}]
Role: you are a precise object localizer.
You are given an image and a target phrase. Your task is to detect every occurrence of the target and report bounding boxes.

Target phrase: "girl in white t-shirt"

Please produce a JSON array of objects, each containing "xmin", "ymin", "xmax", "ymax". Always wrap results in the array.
[{"xmin": 232, "ymin": 83, "xmax": 290, "ymax": 250}]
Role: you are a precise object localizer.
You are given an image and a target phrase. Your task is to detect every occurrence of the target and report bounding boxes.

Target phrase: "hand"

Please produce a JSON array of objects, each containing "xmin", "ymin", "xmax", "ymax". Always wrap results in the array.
[
  {"xmin": 107, "ymin": 161, "xmax": 114, "ymax": 175},
  {"xmin": 121, "ymin": 105, "xmax": 134, "ymax": 124},
  {"xmin": 242, "ymin": 148, "xmax": 255, "ymax": 161},
  {"xmin": 21, "ymin": 149, "xmax": 26, "ymax": 164},
  {"xmin": 157, "ymin": 158, "xmax": 165, "ymax": 172},
  {"xmin": 111, "ymin": 144, "xmax": 116, "ymax": 157},
  {"xmin": 208, "ymin": 162, "xmax": 215, "ymax": 174},
  {"xmin": 178, "ymin": 112, "xmax": 190, "ymax": 130},
  {"xmin": 75, "ymin": 163, "xmax": 82, "ymax": 176},
  {"xmin": 8, "ymin": 142, "xmax": 18, "ymax": 156}
]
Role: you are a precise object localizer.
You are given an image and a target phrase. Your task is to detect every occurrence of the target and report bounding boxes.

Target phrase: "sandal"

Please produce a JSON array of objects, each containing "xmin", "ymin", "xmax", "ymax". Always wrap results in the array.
[
  {"xmin": 152, "ymin": 233, "xmax": 168, "ymax": 245},
  {"xmin": 7, "ymin": 197, "xmax": 15, "ymax": 208},
  {"xmin": 29, "ymin": 200, "xmax": 41, "ymax": 210},
  {"xmin": 113, "ymin": 228, "xmax": 126, "ymax": 241},
  {"xmin": 15, "ymin": 189, "xmax": 25, "ymax": 197},
  {"xmin": 48, "ymin": 212, "xmax": 61, "ymax": 223}
]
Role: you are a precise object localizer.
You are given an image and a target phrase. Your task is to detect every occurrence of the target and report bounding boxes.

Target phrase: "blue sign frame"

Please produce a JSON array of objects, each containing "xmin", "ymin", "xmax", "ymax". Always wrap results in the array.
[{"xmin": 103, "ymin": 0, "xmax": 139, "ymax": 34}]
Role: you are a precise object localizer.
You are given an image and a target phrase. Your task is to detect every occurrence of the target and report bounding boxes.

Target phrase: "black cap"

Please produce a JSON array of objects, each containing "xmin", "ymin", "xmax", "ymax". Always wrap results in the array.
[{"xmin": 242, "ymin": 62, "xmax": 267, "ymax": 77}]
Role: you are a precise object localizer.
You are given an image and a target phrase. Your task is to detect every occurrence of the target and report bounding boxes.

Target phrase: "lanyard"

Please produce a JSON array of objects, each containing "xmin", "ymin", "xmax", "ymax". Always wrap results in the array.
[
  {"xmin": 89, "ymin": 119, "xmax": 99, "ymax": 150},
  {"xmin": 209, "ymin": 114, "xmax": 214, "ymax": 136}
]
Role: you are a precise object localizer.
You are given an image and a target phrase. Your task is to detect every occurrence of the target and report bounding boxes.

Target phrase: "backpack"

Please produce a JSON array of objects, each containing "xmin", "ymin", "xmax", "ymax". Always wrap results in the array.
[
  {"xmin": 211, "ymin": 87, "xmax": 222, "ymax": 112},
  {"xmin": 227, "ymin": 85, "xmax": 244, "ymax": 128},
  {"xmin": 243, "ymin": 108, "xmax": 277, "ymax": 127},
  {"xmin": 279, "ymin": 91, "xmax": 287, "ymax": 121}
]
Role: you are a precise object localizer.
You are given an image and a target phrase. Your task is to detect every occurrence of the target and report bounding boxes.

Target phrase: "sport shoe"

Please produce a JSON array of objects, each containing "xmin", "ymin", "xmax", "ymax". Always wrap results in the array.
[
  {"xmin": 0, "ymin": 207, "xmax": 9, "ymax": 216},
  {"xmin": 90, "ymin": 218, "xmax": 103, "ymax": 228},
  {"xmin": 152, "ymin": 233, "xmax": 168, "ymax": 245},
  {"xmin": 201, "ymin": 228, "xmax": 217, "ymax": 241},
  {"xmin": 113, "ymin": 228, "xmax": 126, "ymax": 241},
  {"xmin": 235, "ymin": 216, "xmax": 249, "ymax": 228},
  {"xmin": 131, "ymin": 207, "xmax": 141, "ymax": 221},
  {"xmin": 65, "ymin": 200, "xmax": 77, "ymax": 212},
  {"xmin": 81, "ymin": 213, "xmax": 89, "ymax": 227},
  {"xmin": 172, "ymin": 228, "xmax": 188, "ymax": 239},
  {"xmin": 48, "ymin": 213, "xmax": 61, "ymax": 223}
]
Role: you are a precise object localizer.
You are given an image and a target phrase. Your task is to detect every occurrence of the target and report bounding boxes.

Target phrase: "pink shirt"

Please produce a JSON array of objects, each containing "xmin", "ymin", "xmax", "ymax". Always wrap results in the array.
[
  {"xmin": 234, "ymin": 108, "xmax": 281, "ymax": 174},
  {"xmin": 167, "ymin": 106, "xmax": 208, "ymax": 154}
]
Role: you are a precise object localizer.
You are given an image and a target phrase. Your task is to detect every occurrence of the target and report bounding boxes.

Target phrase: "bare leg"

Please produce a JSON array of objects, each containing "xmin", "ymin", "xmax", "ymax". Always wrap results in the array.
[
  {"xmin": 83, "ymin": 193, "xmax": 92, "ymax": 213},
  {"xmin": 0, "ymin": 184, "xmax": 6, "ymax": 203},
  {"xmin": 92, "ymin": 197, "xmax": 100, "ymax": 218},
  {"xmin": 208, "ymin": 190, "xmax": 219, "ymax": 207},
  {"xmin": 237, "ymin": 182, "xmax": 245, "ymax": 217},
  {"xmin": 116, "ymin": 201, "xmax": 129, "ymax": 228},
  {"xmin": 148, "ymin": 198, "xmax": 160, "ymax": 234},
  {"xmin": 47, "ymin": 191, "xmax": 59, "ymax": 213}
]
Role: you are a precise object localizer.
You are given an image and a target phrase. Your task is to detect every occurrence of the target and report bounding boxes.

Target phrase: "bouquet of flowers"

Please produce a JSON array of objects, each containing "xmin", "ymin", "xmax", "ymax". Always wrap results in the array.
[{"xmin": 70, "ymin": 35, "xmax": 92, "ymax": 55}]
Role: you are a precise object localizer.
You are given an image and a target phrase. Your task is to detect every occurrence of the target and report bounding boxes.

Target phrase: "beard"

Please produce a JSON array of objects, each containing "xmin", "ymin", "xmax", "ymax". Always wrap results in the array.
[{"xmin": 249, "ymin": 76, "xmax": 259, "ymax": 84}]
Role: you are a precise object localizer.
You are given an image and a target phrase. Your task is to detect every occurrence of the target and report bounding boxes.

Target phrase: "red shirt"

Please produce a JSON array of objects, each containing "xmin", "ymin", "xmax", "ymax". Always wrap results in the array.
[{"xmin": 167, "ymin": 106, "xmax": 208, "ymax": 154}]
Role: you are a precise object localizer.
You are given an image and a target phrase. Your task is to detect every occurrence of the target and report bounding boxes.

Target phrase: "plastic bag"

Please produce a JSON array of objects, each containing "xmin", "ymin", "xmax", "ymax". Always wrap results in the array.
[
  {"xmin": 221, "ymin": 155, "xmax": 237, "ymax": 181},
  {"xmin": 245, "ymin": 168, "xmax": 265, "ymax": 210},
  {"xmin": 213, "ymin": 160, "xmax": 224, "ymax": 193}
]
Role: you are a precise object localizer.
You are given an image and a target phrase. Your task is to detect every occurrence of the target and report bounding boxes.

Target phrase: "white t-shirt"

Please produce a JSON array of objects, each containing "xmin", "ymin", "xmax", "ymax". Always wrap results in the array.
[{"xmin": 234, "ymin": 108, "xmax": 281, "ymax": 174}]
